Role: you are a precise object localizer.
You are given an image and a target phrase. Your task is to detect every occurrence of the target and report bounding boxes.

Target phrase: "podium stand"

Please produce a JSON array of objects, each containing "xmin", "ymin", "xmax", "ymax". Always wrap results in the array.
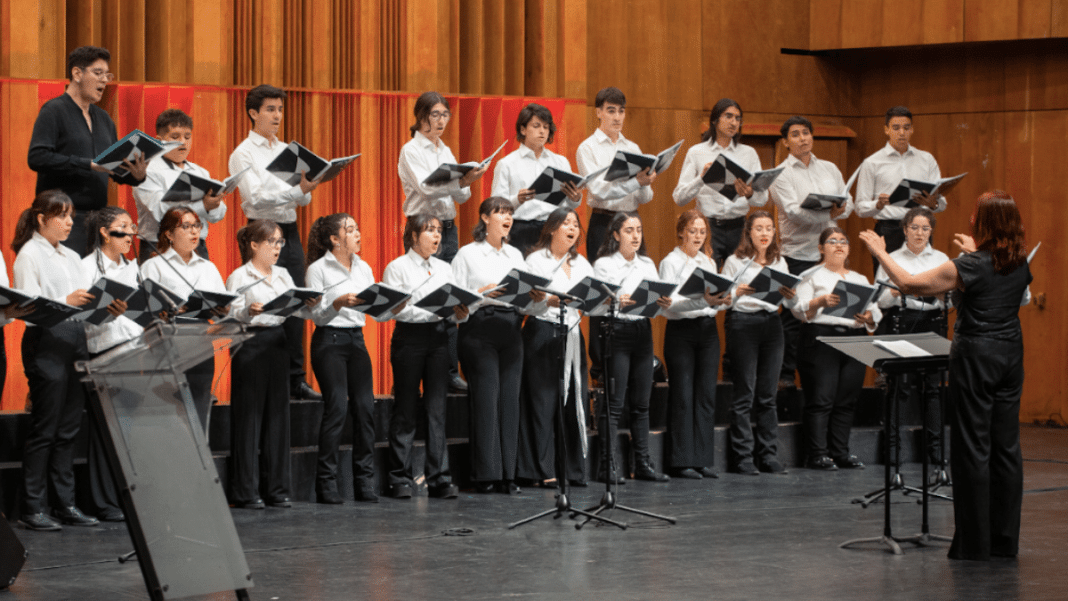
[
  {"xmin": 816, "ymin": 332, "xmax": 953, "ymax": 555},
  {"xmin": 77, "ymin": 321, "xmax": 258, "ymax": 600}
]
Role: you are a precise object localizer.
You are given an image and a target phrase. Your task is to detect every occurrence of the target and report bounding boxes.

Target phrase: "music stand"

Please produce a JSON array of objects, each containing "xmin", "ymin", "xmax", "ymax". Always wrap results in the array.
[
  {"xmin": 77, "ymin": 321, "xmax": 257, "ymax": 600},
  {"xmin": 819, "ymin": 332, "xmax": 953, "ymax": 555}
]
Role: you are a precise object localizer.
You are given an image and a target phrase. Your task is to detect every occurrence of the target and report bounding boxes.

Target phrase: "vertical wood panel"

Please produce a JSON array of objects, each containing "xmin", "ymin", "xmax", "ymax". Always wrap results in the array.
[
  {"xmin": 922, "ymin": 0, "xmax": 966, "ymax": 44},
  {"xmin": 839, "ymin": 0, "xmax": 883, "ymax": 49},
  {"xmin": 809, "ymin": 0, "xmax": 843, "ymax": 50},
  {"xmin": 1055, "ymin": 0, "xmax": 1068, "ymax": 34}
]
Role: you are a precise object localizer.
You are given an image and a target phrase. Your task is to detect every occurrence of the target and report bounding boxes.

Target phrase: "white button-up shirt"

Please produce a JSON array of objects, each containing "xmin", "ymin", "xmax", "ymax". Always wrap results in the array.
[
  {"xmin": 226, "ymin": 262, "xmax": 305, "ymax": 327},
  {"xmin": 82, "ymin": 249, "xmax": 143, "ymax": 353},
  {"xmin": 673, "ymin": 139, "xmax": 769, "ymax": 219},
  {"xmin": 382, "ymin": 249, "xmax": 464, "ymax": 324},
  {"xmin": 855, "ymin": 143, "xmax": 946, "ymax": 221},
  {"xmin": 398, "ymin": 131, "xmax": 472, "ymax": 220},
  {"xmin": 452, "ymin": 240, "xmax": 528, "ymax": 311},
  {"xmin": 525, "ymin": 248, "xmax": 593, "ymax": 328},
  {"xmin": 769, "ymin": 153, "xmax": 854, "ymax": 262},
  {"xmin": 658, "ymin": 246, "xmax": 722, "ymax": 319},
  {"xmin": 305, "ymin": 251, "xmax": 375, "ymax": 327},
  {"xmin": 592, "ymin": 251, "xmax": 660, "ymax": 322},
  {"xmin": 228, "ymin": 130, "xmax": 312, "ymax": 223},
  {"xmin": 721, "ymin": 253, "xmax": 794, "ymax": 314},
  {"xmin": 134, "ymin": 157, "xmax": 228, "ymax": 242},
  {"xmin": 140, "ymin": 248, "xmax": 226, "ymax": 301},
  {"xmin": 0, "ymin": 253, "xmax": 10, "ymax": 327},
  {"xmin": 14, "ymin": 231, "xmax": 88, "ymax": 302},
  {"xmin": 875, "ymin": 243, "xmax": 950, "ymax": 311},
  {"xmin": 491, "ymin": 144, "xmax": 579, "ymax": 221},
  {"xmin": 792, "ymin": 265, "xmax": 882, "ymax": 331},
  {"xmin": 576, "ymin": 129, "xmax": 653, "ymax": 213}
]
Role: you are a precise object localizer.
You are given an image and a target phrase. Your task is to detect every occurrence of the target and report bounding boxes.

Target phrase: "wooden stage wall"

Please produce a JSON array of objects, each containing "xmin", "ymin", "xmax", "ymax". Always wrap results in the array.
[{"xmin": 0, "ymin": 0, "xmax": 1065, "ymax": 425}]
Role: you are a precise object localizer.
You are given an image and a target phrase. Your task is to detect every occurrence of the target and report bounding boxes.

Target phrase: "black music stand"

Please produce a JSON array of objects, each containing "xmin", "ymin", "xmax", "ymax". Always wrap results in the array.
[{"xmin": 819, "ymin": 332, "xmax": 953, "ymax": 555}]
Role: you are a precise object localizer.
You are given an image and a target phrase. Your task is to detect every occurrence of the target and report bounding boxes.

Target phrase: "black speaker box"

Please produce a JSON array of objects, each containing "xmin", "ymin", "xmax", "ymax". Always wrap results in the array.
[{"xmin": 0, "ymin": 514, "xmax": 27, "ymax": 589}]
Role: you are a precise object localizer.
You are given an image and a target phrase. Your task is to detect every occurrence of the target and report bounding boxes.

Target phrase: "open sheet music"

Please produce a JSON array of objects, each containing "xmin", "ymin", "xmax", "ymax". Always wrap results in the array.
[
  {"xmin": 492, "ymin": 269, "xmax": 551, "ymax": 310},
  {"xmin": 744, "ymin": 266, "xmax": 801, "ymax": 307},
  {"xmin": 528, "ymin": 165, "xmax": 609, "ymax": 205},
  {"xmin": 824, "ymin": 279, "xmax": 880, "ymax": 319},
  {"xmin": 266, "ymin": 141, "xmax": 360, "ymax": 186},
  {"xmin": 422, "ymin": 141, "xmax": 508, "ymax": 186},
  {"xmin": 887, "ymin": 173, "xmax": 967, "ymax": 207},
  {"xmin": 604, "ymin": 140, "xmax": 685, "ymax": 182},
  {"xmin": 161, "ymin": 167, "xmax": 249, "ymax": 204},
  {"xmin": 352, "ymin": 283, "xmax": 410, "ymax": 321},
  {"xmin": 413, "ymin": 283, "xmax": 482, "ymax": 319},
  {"xmin": 260, "ymin": 288, "xmax": 321, "ymax": 318},
  {"xmin": 701, "ymin": 154, "xmax": 785, "ymax": 200},
  {"xmin": 620, "ymin": 279, "xmax": 677, "ymax": 318},
  {"xmin": 124, "ymin": 279, "xmax": 187, "ymax": 327},
  {"xmin": 94, "ymin": 129, "xmax": 180, "ymax": 178}
]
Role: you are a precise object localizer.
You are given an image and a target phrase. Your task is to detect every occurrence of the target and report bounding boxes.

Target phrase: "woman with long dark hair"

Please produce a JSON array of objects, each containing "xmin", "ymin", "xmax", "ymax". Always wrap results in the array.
[
  {"xmin": 13, "ymin": 191, "xmax": 103, "ymax": 530},
  {"xmin": 658, "ymin": 209, "xmax": 731, "ymax": 479},
  {"xmin": 517, "ymin": 207, "xmax": 592, "ymax": 486},
  {"xmin": 722, "ymin": 210, "xmax": 795, "ymax": 475},
  {"xmin": 382, "ymin": 214, "xmax": 468, "ymax": 500},
  {"xmin": 81, "ymin": 206, "xmax": 141, "ymax": 522},
  {"xmin": 593, "ymin": 211, "xmax": 672, "ymax": 483},
  {"xmin": 861, "ymin": 191, "xmax": 1032, "ymax": 561},
  {"xmin": 225, "ymin": 220, "xmax": 317, "ymax": 509},
  {"xmin": 141, "ymin": 206, "xmax": 226, "ymax": 430},
  {"xmin": 453, "ymin": 197, "xmax": 538, "ymax": 494},
  {"xmin": 305, "ymin": 213, "xmax": 380, "ymax": 504},
  {"xmin": 792, "ymin": 227, "xmax": 880, "ymax": 471}
]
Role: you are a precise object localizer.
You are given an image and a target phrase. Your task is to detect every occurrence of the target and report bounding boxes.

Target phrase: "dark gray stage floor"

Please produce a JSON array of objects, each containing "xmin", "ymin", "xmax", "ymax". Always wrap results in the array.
[{"xmin": 5, "ymin": 425, "xmax": 1067, "ymax": 601}]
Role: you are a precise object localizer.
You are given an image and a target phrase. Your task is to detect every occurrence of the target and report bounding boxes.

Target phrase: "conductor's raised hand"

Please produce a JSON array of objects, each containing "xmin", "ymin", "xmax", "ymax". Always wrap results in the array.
[
  {"xmin": 953, "ymin": 233, "xmax": 976, "ymax": 254},
  {"xmin": 858, "ymin": 230, "xmax": 886, "ymax": 255}
]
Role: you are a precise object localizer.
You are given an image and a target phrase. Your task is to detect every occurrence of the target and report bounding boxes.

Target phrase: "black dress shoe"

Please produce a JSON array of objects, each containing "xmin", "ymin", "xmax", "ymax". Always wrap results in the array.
[
  {"xmin": 759, "ymin": 458, "xmax": 788, "ymax": 474},
  {"xmin": 354, "ymin": 488, "xmax": 380, "ymax": 503},
  {"xmin": 675, "ymin": 468, "xmax": 703, "ymax": 479},
  {"xmin": 448, "ymin": 374, "xmax": 469, "ymax": 393},
  {"xmin": 428, "ymin": 483, "xmax": 459, "ymax": 499},
  {"xmin": 569, "ymin": 479, "xmax": 589, "ymax": 488},
  {"xmin": 498, "ymin": 480, "xmax": 521, "ymax": 495},
  {"xmin": 291, "ymin": 381, "xmax": 322, "ymax": 400},
  {"xmin": 317, "ymin": 490, "xmax": 344, "ymax": 505},
  {"xmin": 19, "ymin": 513, "xmax": 61, "ymax": 531},
  {"xmin": 806, "ymin": 456, "xmax": 838, "ymax": 471},
  {"xmin": 267, "ymin": 497, "xmax": 292, "ymax": 508},
  {"xmin": 474, "ymin": 482, "xmax": 495, "ymax": 494},
  {"xmin": 54, "ymin": 506, "xmax": 99, "ymax": 527},
  {"xmin": 233, "ymin": 498, "xmax": 266, "ymax": 509},
  {"xmin": 390, "ymin": 484, "xmax": 413, "ymax": 499},
  {"xmin": 98, "ymin": 508, "xmax": 126, "ymax": 522},
  {"xmin": 835, "ymin": 455, "xmax": 865, "ymax": 469},
  {"xmin": 596, "ymin": 472, "xmax": 625, "ymax": 485},
  {"xmin": 634, "ymin": 461, "xmax": 670, "ymax": 483},
  {"xmin": 732, "ymin": 463, "xmax": 759, "ymax": 476},
  {"xmin": 697, "ymin": 466, "xmax": 719, "ymax": 479}
]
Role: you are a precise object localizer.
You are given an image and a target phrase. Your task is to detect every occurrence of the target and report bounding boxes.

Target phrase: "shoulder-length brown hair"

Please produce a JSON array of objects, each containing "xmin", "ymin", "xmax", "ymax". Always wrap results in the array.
[
  {"xmin": 971, "ymin": 190, "xmax": 1026, "ymax": 275},
  {"xmin": 12, "ymin": 190, "xmax": 73, "ymax": 253},
  {"xmin": 156, "ymin": 207, "xmax": 200, "ymax": 255},
  {"xmin": 675, "ymin": 209, "xmax": 711, "ymax": 256},
  {"xmin": 734, "ymin": 210, "xmax": 781, "ymax": 263}
]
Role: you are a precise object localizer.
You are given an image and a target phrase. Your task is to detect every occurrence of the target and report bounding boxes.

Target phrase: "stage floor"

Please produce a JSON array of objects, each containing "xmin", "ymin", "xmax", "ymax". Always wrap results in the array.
[{"xmin": 6, "ymin": 426, "xmax": 1067, "ymax": 601}]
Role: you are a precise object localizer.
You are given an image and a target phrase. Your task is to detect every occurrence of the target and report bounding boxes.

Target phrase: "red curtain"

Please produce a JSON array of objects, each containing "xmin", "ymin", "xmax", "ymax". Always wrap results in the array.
[{"xmin": 0, "ymin": 79, "xmax": 582, "ymax": 410}]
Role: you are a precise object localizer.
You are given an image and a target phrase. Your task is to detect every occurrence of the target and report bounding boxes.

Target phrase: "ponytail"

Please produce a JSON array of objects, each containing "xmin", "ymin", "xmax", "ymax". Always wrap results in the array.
[
  {"xmin": 306, "ymin": 213, "xmax": 352, "ymax": 268},
  {"xmin": 236, "ymin": 219, "xmax": 281, "ymax": 264},
  {"xmin": 12, "ymin": 190, "xmax": 73, "ymax": 253},
  {"xmin": 85, "ymin": 206, "xmax": 130, "ymax": 254}
]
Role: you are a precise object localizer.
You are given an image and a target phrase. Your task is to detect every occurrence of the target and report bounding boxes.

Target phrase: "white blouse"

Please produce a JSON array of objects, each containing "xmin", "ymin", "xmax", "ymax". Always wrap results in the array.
[
  {"xmin": 657, "ymin": 246, "xmax": 721, "ymax": 320},
  {"xmin": 381, "ymin": 249, "xmax": 464, "ymax": 324},
  {"xmin": 226, "ymin": 262, "xmax": 307, "ymax": 327},
  {"xmin": 305, "ymin": 251, "xmax": 375, "ymax": 327},
  {"xmin": 451, "ymin": 240, "xmax": 528, "ymax": 311},
  {"xmin": 791, "ymin": 265, "xmax": 882, "ymax": 331},
  {"xmin": 592, "ymin": 251, "xmax": 660, "ymax": 322},
  {"xmin": 82, "ymin": 250, "xmax": 143, "ymax": 353},
  {"xmin": 140, "ymin": 248, "xmax": 226, "ymax": 301},
  {"xmin": 722, "ymin": 253, "xmax": 795, "ymax": 314}
]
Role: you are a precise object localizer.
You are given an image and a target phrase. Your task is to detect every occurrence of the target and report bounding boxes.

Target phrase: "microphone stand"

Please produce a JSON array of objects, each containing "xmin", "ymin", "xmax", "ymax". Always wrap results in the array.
[
  {"xmin": 509, "ymin": 287, "xmax": 624, "ymax": 530},
  {"xmin": 575, "ymin": 285, "xmax": 675, "ymax": 530}
]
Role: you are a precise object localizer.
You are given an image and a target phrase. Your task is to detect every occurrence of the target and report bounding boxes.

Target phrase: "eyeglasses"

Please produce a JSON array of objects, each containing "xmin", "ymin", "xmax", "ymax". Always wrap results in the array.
[
  {"xmin": 429, "ymin": 111, "xmax": 451, "ymax": 121},
  {"xmin": 265, "ymin": 237, "xmax": 286, "ymax": 248},
  {"xmin": 107, "ymin": 230, "xmax": 133, "ymax": 238},
  {"xmin": 824, "ymin": 239, "xmax": 849, "ymax": 246},
  {"xmin": 176, "ymin": 222, "xmax": 203, "ymax": 232},
  {"xmin": 84, "ymin": 68, "xmax": 115, "ymax": 82},
  {"xmin": 907, "ymin": 225, "xmax": 932, "ymax": 233}
]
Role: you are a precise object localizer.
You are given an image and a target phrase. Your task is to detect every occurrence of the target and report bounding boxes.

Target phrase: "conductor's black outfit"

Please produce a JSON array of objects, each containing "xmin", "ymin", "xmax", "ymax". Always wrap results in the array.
[{"xmin": 947, "ymin": 250, "xmax": 1031, "ymax": 561}]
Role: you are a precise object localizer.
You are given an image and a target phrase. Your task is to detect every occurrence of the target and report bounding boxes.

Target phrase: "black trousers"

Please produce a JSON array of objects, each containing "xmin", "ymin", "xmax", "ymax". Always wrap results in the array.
[
  {"xmin": 389, "ymin": 321, "xmax": 452, "ymax": 488},
  {"xmin": 797, "ymin": 324, "xmax": 866, "ymax": 461},
  {"xmin": 20, "ymin": 323, "xmax": 89, "ymax": 514},
  {"xmin": 883, "ymin": 308, "xmax": 945, "ymax": 464},
  {"xmin": 871, "ymin": 220, "xmax": 906, "ymax": 273},
  {"xmin": 663, "ymin": 317, "xmax": 719, "ymax": 470},
  {"xmin": 586, "ymin": 211, "xmax": 615, "ymax": 382},
  {"xmin": 137, "ymin": 237, "xmax": 209, "ymax": 263},
  {"xmin": 707, "ymin": 217, "xmax": 744, "ymax": 269},
  {"xmin": 779, "ymin": 256, "xmax": 819, "ymax": 381},
  {"xmin": 458, "ymin": 307, "xmax": 524, "ymax": 482},
  {"xmin": 311, "ymin": 326, "xmax": 376, "ymax": 494},
  {"xmin": 516, "ymin": 318, "xmax": 589, "ymax": 483},
  {"xmin": 509, "ymin": 219, "xmax": 545, "ymax": 256},
  {"xmin": 726, "ymin": 311, "xmax": 784, "ymax": 468},
  {"xmin": 229, "ymin": 326, "xmax": 290, "ymax": 503},
  {"xmin": 946, "ymin": 337, "xmax": 1024, "ymax": 561},
  {"xmin": 605, "ymin": 319, "xmax": 655, "ymax": 463},
  {"xmin": 252, "ymin": 220, "xmax": 306, "ymax": 388}
]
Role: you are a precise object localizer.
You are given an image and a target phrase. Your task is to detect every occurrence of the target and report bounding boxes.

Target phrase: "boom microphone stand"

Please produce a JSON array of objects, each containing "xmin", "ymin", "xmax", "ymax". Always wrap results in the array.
[
  {"xmin": 509, "ymin": 289, "xmax": 624, "ymax": 530},
  {"xmin": 575, "ymin": 286, "xmax": 675, "ymax": 530}
]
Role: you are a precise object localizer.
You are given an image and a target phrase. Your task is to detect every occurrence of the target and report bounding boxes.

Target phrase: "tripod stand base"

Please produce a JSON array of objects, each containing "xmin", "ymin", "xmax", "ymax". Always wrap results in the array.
[
  {"xmin": 508, "ymin": 491, "xmax": 627, "ymax": 530},
  {"xmin": 839, "ymin": 535, "xmax": 905, "ymax": 555},
  {"xmin": 574, "ymin": 490, "xmax": 677, "ymax": 530}
]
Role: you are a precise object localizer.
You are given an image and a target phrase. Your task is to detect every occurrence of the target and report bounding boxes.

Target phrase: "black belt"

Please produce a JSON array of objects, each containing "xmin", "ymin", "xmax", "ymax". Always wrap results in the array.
[
  {"xmin": 708, "ymin": 216, "xmax": 745, "ymax": 227},
  {"xmin": 476, "ymin": 305, "xmax": 517, "ymax": 317},
  {"xmin": 591, "ymin": 208, "xmax": 617, "ymax": 217},
  {"xmin": 396, "ymin": 320, "xmax": 449, "ymax": 333},
  {"xmin": 250, "ymin": 219, "xmax": 298, "ymax": 232},
  {"xmin": 317, "ymin": 325, "xmax": 363, "ymax": 331}
]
